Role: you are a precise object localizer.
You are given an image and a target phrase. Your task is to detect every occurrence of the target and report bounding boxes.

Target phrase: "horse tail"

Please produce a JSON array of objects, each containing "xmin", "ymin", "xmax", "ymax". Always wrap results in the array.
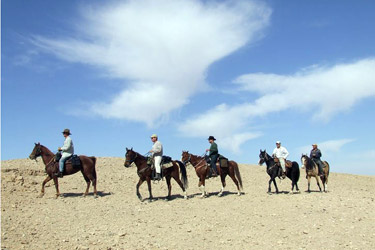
[
  {"xmin": 176, "ymin": 160, "xmax": 188, "ymax": 189},
  {"xmin": 233, "ymin": 161, "xmax": 243, "ymax": 191},
  {"xmin": 324, "ymin": 161, "xmax": 330, "ymax": 184},
  {"xmin": 90, "ymin": 157, "xmax": 97, "ymax": 179},
  {"xmin": 292, "ymin": 161, "xmax": 300, "ymax": 182}
]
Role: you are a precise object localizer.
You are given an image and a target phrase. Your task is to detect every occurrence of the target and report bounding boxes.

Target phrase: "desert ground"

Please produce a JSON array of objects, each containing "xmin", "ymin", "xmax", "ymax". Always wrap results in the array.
[{"xmin": 1, "ymin": 157, "xmax": 375, "ymax": 249}]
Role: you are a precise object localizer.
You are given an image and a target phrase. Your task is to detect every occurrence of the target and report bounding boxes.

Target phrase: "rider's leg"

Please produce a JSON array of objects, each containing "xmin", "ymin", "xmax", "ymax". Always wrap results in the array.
[{"xmin": 154, "ymin": 156, "xmax": 162, "ymax": 180}]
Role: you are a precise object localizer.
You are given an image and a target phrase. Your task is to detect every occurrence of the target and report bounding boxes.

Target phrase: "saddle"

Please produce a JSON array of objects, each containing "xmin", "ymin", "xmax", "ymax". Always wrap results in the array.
[
  {"xmin": 273, "ymin": 158, "xmax": 292, "ymax": 168},
  {"xmin": 147, "ymin": 155, "xmax": 174, "ymax": 170},
  {"xmin": 54, "ymin": 152, "xmax": 81, "ymax": 169},
  {"xmin": 205, "ymin": 155, "xmax": 229, "ymax": 171}
]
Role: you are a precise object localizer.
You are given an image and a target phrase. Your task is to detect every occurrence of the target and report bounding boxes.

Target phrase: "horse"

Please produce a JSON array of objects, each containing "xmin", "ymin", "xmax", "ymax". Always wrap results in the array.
[
  {"xmin": 181, "ymin": 151, "xmax": 243, "ymax": 198},
  {"xmin": 29, "ymin": 143, "xmax": 98, "ymax": 198},
  {"xmin": 301, "ymin": 154, "xmax": 330, "ymax": 192},
  {"xmin": 258, "ymin": 150, "xmax": 300, "ymax": 194},
  {"xmin": 124, "ymin": 148, "xmax": 188, "ymax": 201}
]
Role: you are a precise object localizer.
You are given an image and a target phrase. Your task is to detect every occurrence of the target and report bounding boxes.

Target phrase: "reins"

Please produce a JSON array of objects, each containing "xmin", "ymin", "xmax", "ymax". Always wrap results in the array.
[{"xmin": 187, "ymin": 153, "xmax": 207, "ymax": 169}]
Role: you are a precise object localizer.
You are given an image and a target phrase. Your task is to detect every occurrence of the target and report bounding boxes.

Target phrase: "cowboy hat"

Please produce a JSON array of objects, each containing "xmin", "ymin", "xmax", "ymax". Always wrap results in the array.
[
  {"xmin": 62, "ymin": 129, "xmax": 71, "ymax": 135},
  {"xmin": 276, "ymin": 141, "xmax": 281, "ymax": 144},
  {"xmin": 207, "ymin": 136, "xmax": 216, "ymax": 141},
  {"xmin": 150, "ymin": 134, "xmax": 158, "ymax": 138}
]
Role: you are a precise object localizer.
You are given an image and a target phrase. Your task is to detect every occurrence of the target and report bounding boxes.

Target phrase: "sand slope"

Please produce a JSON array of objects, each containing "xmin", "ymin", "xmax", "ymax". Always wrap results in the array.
[{"xmin": 1, "ymin": 157, "xmax": 375, "ymax": 249}]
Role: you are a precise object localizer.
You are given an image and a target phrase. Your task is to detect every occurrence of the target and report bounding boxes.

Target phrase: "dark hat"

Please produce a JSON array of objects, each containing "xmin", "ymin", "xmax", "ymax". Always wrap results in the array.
[
  {"xmin": 207, "ymin": 136, "xmax": 216, "ymax": 141},
  {"xmin": 62, "ymin": 129, "xmax": 71, "ymax": 135}
]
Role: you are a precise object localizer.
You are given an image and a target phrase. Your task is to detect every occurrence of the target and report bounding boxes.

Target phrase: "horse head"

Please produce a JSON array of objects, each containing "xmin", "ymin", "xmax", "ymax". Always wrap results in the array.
[
  {"xmin": 258, "ymin": 149, "xmax": 269, "ymax": 165},
  {"xmin": 181, "ymin": 151, "xmax": 191, "ymax": 165},
  {"xmin": 124, "ymin": 147, "xmax": 137, "ymax": 168},
  {"xmin": 29, "ymin": 143, "xmax": 42, "ymax": 160},
  {"xmin": 301, "ymin": 154, "xmax": 310, "ymax": 169}
]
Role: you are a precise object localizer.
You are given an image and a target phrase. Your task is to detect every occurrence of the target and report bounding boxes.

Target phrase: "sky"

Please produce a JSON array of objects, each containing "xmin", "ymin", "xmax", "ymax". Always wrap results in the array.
[{"xmin": 2, "ymin": 0, "xmax": 375, "ymax": 175}]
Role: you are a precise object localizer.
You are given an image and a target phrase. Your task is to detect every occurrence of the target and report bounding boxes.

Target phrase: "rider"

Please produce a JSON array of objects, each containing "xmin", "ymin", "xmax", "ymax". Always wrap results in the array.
[
  {"xmin": 206, "ymin": 136, "xmax": 219, "ymax": 177},
  {"xmin": 310, "ymin": 144, "xmax": 324, "ymax": 177},
  {"xmin": 149, "ymin": 134, "xmax": 163, "ymax": 181},
  {"xmin": 56, "ymin": 128, "xmax": 74, "ymax": 178},
  {"xmin": 272, "ymin": 141, "xmax": 289, "ymax": 178}
]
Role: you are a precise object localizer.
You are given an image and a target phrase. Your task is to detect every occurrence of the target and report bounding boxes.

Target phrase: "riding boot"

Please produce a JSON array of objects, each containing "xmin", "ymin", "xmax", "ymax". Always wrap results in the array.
[
  {"xmin": 154, "ymin": 173, "xmax": 161, "ymax": 181},
  {"xmin": 54, "ymin": 171, "xmax": 63, "ymax": 178}
]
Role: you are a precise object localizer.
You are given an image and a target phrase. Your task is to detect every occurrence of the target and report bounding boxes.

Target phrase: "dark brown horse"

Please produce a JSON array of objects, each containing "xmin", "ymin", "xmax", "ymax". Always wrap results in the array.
[
  {"xmin": 301, "ymin": 154, "xmax": 330, "ymax": 192},
  {"xmin": 124, "ymin": 148, "xmax": 188, "ymax": 201},
  {"xmin": 29, "ymin": 143, "xmax": 98, "ymax": 198},
  {"xmin": 181, "ymin": 151, "xmax": 243, "ymax": 198}
]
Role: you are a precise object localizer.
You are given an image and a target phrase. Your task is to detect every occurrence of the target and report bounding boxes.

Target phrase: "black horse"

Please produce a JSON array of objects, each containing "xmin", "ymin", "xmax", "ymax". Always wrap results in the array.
[{"xmin": 258, "ymin": 150, "xmax": 300, "ymax": 194}]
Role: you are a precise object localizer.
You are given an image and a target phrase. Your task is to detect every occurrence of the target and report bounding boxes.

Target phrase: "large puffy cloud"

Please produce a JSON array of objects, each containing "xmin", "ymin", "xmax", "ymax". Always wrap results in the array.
[
  {"xmin": 178, "ymin": 58, "xmax": 375, "ymax": 152},
  {"xmin": 32, "ymin": 0, "xmax": 271, "ymax": 125}
]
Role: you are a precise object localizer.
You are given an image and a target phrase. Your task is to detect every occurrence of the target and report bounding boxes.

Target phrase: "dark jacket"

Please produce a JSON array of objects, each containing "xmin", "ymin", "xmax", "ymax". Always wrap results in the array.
[
  {"xmin": 208, "ymin": 142, "xmax": 218, "ymax": 157},
  {"xmin": 310, "ymin": 148, "xmax": 322, "ymax": 160}
]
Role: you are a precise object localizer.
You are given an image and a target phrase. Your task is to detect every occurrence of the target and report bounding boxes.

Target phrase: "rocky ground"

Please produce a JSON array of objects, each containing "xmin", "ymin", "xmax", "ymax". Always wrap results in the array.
[{"xmin": 1, "ymin": 157, "xmax": 375, "ymax": 249}]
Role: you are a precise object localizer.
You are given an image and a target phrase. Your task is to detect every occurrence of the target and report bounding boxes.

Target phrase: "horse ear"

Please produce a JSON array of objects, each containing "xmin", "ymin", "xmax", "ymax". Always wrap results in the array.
[
  {"xmin": 131, "ymin": 147, "xmax": 133, "ymax": 150},
  {"xmin": 126, "ymin": 147, "xmax": 128, "ymax": 151}
]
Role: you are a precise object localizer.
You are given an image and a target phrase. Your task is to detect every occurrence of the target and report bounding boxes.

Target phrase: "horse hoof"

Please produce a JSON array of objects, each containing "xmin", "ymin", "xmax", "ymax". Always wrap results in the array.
[
  {"xmin": 94, "ymin": 195, "xmax": 98, "ymax": 199},
  {"xmin": 218, "ymin": 193, "xmax": 223, "ymax": 197},
  {"xmin": 184, "ymin": 196, "xmax": 188, "ymax": 200},
  {"xmin": 237, "ymin": 192, "xmax": 241, "ymax": 196}
]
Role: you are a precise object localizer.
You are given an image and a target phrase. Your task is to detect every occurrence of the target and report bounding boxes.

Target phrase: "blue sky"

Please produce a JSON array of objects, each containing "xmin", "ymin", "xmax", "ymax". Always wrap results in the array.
[{"xmin": 2, "ymin": 0, "xmax": 375, "ymax": 175}]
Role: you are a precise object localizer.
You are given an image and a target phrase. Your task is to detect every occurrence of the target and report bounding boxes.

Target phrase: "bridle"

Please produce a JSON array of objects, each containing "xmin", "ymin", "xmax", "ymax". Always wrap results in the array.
[
  {"xmin": 259, "ymin": 151, "xmax": 269, "ymax": 165},
  {"xmin": 125, "ymin": 151, "xmax": 139, "ymax": 166},
  {"xmin": 31, "ymin": 144, "xmax": 55, "ymax": 167},
  {"xmin": 183, "ymin": 152, "xmax": 206, "ymax": 169}
]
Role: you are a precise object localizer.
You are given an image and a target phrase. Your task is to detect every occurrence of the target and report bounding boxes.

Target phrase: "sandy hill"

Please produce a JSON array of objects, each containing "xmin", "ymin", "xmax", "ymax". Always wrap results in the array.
[{"xmin": 1, "ymin": 157, "xmax": 375, "ymax": 249}]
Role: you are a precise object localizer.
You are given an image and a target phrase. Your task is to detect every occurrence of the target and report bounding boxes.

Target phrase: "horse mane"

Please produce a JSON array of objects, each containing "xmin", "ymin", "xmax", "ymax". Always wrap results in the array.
[{"xmin": 40, "ymin": 144, "xmax": 55, "ymax": 157}]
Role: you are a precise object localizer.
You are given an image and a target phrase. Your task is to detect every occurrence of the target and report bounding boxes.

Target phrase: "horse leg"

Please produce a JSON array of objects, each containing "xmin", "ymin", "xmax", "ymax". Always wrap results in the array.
[
  {"xmin": 316, "ymin": 176, "xmax": 322, "ymax": 192},
  {"xmin": 82, "ymin": 170, "xmax": 97, "ymax": 198},
  {"xmin": 38, "ymin": 175, "xmax": 52, "ymax": 198},
  {"xmin": 229, "ymin": 172, "xmax": 241, "ymax": 196},
  {"xmin": 53, "ymin": 177, "xmax": 60, "ymax": 198},
  {"xmin": 165, "ymin": 176, "xmax": 172, "ymax": 200},
  {"xmin": 81, "ymin": 173, "xmax": 91, "ymax": 197},
  {"xmin": 200, "ymin": 177, "xmax": 206, "ymax": 198},
  {"xmin": 136, "ymin": 178, "xmax": 144, "ymax": 201},
  {"xmin": 307, "ymin": 176, "xmax": 311, "ymax": 192},
  {"xmin": 218, "ymin": 173, "xmax": 227, "ymax": 197},
  {"xmin": 146, "ymin": 178, "xmax": 154, "ymax": 201},
  {"xmin": 268, "ymin": 177, "xmax": 273, "ymax": 193},
  {"xmin": 172, "ymin": 173, "xmax": 187, "ymax": 199},
  {"xmin": 273, "ymin": 178, "xmax": 279, "ymax": 194}
]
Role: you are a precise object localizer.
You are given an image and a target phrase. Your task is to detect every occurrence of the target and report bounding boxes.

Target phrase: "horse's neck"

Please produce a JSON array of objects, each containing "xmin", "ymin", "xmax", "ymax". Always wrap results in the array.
[
  {"xmin": 40, "ymin": 146, "xmax": 55, "ymax": 165},
  {"xmin": 190, "ymin": 155, "xmax": 204, "ymax": 166},
  {"xmin": 265, "ymin": 154, "xmax": 275, "ymax": 168},
  {"xmin": 134, "ymin": 154, "xmax": 147, "ymax": 169}
]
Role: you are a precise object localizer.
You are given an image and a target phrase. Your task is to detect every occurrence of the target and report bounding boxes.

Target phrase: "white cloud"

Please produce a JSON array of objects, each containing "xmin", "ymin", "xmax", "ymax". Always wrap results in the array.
[
  {"xmin": 32, "ymin": 0, "xmax": 271, "ymax": 126},
  {"xmin": 298, "ymin": 138, "xmax": 355, "ymax": 156},
  {"xmin": 178, "ymin": 58, "xmax": 375, "ymax": 152},
  {"xmin": 234, "ymin": 58, "xmax": 375, "ymax": 121}
]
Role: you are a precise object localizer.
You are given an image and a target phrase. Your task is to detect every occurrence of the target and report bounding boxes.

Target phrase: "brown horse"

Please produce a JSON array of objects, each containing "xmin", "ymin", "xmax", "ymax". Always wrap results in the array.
[
  {"xmin": 301, "ymin": 154, "xmax": 330, "ymax": 192},
  {"xmin": 181, "ymin": 151, "xmax": 243, "ymax": 198},
  {"xmin": 29, "ymin": 143, "xmax": 98, "ymax": 198},
  {"xmin": 124, "ymin": 148, "xmax": 188, "ymax": 201}
]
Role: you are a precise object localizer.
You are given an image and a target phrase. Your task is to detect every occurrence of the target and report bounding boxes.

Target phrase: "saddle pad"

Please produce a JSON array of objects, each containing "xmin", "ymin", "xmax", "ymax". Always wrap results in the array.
[
  {"xmin": 162, "ymin": 162, "xmax": 174, "ymax": 169},
  {"xmin": 219, "ymin": 158, "xmax": 228, "ymax": 168}
]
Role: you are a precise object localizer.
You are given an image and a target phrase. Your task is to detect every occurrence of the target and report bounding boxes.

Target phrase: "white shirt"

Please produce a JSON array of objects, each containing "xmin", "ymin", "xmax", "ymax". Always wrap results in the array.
[
  {"xmin": 151, "ymin": 141, "xmax": 163, "ymax": 157},
  {"xmin": 273, "ymin": 146, "xmax": 289, "ymax": 159},
  {"xmin": 61, "ymin": 136, "xmax": 74, "ymax": 157}
]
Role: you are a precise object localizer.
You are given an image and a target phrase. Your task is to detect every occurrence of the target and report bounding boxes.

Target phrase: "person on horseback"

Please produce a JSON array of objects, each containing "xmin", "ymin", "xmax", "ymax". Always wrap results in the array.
[
  {"xmin": 149, "ymin": 134, "xmax": 163, "ymax": 181},
  {"xmin": 310, "ymin": 144, "xmax": 324, "ymax": 177},
  {"xmin": 272, "ymin": 141, "xmax": 289, "ymax": 178},
  {"xmin": 206, "ymin": 136, "xmax": 219, "ymax": 177},
  {"xmin": 55, "ymin": 128, "xmax": 74, "ymax": 178}
]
